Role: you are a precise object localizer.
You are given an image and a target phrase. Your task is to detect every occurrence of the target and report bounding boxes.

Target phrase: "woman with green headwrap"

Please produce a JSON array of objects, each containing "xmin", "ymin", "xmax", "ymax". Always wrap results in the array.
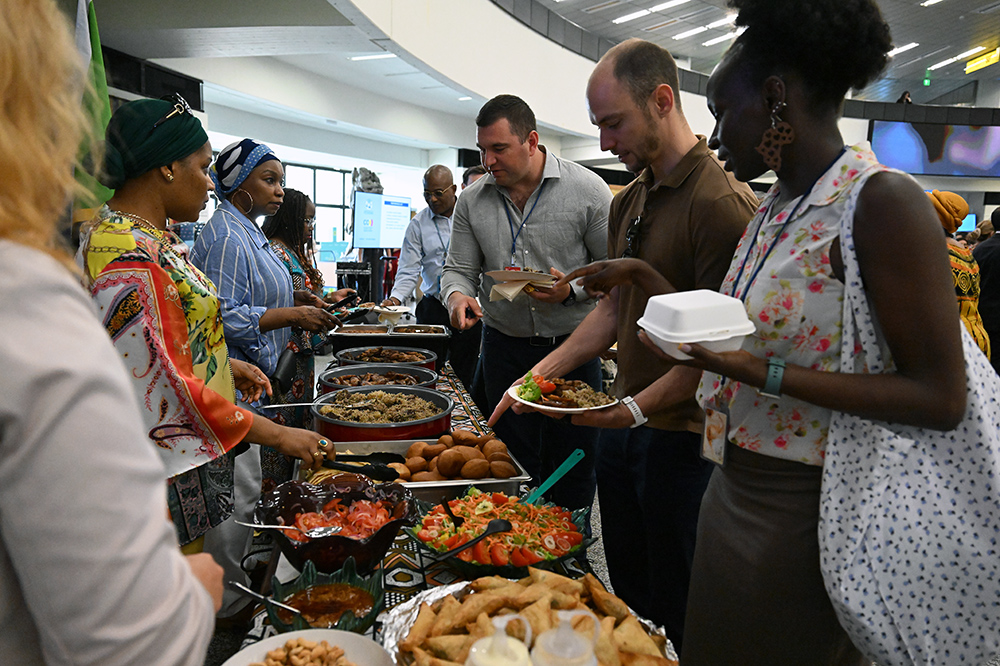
[{"xmin": 78, "ymin": 97, "xmax": 331, "ymax": 549}]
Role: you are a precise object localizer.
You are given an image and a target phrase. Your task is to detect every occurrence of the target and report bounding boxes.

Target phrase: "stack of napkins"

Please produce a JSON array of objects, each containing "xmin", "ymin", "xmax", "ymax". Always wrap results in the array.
[{"xmin": 490, "ymin": 280, "xmax": 535, "ymax": 302}]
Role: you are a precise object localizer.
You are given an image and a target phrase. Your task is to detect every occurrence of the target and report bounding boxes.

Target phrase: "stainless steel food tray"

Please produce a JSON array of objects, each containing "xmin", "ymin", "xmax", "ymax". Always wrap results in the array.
[{"xmin": 332, "ymin": 438, "xmax": 529, "ymax": 504}]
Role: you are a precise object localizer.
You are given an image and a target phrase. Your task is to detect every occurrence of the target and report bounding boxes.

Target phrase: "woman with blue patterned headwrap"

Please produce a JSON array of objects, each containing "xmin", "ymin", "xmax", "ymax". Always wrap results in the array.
[{"xmin": 190, "ymin": 138, "xmax": 340, "ymax": 618}]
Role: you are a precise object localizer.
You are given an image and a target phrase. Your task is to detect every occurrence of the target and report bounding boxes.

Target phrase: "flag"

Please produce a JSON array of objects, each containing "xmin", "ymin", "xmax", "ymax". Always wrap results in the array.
[{"xmin": 74, "ymin": 0, "xmax": 113, "ymax": 220}]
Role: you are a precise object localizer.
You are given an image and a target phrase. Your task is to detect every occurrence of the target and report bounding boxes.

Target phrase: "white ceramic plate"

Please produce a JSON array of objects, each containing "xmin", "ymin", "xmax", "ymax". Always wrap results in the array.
[
  {"xmin": 372, "ymin": 305, "xmax": 411, "ymax": 315},
  {"xmin": 507, "ymin": 386, "xmax": 619, "ymax": 415},
  {"xmin": 486, "ymin": 269, "xmax": 556, "ymax": 285},
  {"xmin": 220, "ymin": 629, "xmax": 393, "ymax": 666}
]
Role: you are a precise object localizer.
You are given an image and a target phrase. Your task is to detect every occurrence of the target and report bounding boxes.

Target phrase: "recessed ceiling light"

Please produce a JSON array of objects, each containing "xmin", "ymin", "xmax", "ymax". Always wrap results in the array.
[
  {"xmin": 458, "ymin": 97, "xmax": 472, "ymax": 101},
  {"xmin": 706, "ymin": 14, "xmax": 737, "ymax": 29},
  {"xmin": 648, "ymin": 0, "xmax": 691, "ymax": 11},
  {"xmin": 702, "ymin": 31, "xmax": 737, "ymax": 47},
  {"xmin": 888, "ymin": 42, "xmax": 919, "ymax": 57},
  {"xmin": 673, "ymin": 25, "xmax": 708, "ymax": 40},
  {"xmin": 920, "ymin": 0, "xmax": 946, "ymax": 5},
  {"xmin": 349, "ymin": 53, "xmax": 397, "ymax": 61},
  {"xmin": 613, "ymin": 9, "xmax": 651, "ymax": 24},
  {"xmin": 958, "ymin": 46, "xmax": 987, "ymax": 58}
]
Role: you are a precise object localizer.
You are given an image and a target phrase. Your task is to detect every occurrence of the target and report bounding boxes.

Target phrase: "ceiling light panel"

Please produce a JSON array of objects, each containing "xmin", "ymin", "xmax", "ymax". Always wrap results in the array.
[
  {"xmin": 673, "ymin": 25, "xmax": 708, "ymax": 39},
  {"xmin": 888, "ymin": 42, "xmax": 919, "ymax": 57},
  {"xmin": 613, "ymin": 9, "xmax": 650, "ymax": 24},
  {"xmin": 583, "ymin": 0, "xmax": 622, "ymax": 13}
]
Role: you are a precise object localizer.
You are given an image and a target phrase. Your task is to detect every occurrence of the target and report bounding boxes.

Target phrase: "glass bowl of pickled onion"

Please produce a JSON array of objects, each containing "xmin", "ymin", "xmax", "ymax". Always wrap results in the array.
[{"xmin": 254, "ymin": 473, "xmax": 418, "ymax": 574}]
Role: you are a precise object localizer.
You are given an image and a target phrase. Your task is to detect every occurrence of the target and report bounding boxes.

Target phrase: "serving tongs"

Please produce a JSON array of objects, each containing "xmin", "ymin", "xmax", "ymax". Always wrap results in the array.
[{"xmin": 321, "ymin": 457, "xmax": 400, "ymax": 481}]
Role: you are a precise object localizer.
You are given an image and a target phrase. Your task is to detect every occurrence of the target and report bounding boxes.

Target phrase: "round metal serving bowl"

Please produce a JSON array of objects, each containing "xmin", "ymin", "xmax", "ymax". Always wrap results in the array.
[
  {"xmin": 317, "ymin": 364, "xmax": 438, "ymax": 395},
  {"xmin": 254, "ymin": 474, "xmax": 418, "ymax": 575},
  {"xmin": 335, "ymin": 345, "xmax": 437, "ymax": 371},
  {"xmin": 312, "ymin": 385, "xmax": 454, "ymax": 442}
]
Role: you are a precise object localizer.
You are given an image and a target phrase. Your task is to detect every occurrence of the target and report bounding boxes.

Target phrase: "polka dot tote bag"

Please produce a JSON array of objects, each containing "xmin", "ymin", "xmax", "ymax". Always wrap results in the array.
[{"xmin": 820, "ymin": 167, "xmax": 1000, "ymax": 665}]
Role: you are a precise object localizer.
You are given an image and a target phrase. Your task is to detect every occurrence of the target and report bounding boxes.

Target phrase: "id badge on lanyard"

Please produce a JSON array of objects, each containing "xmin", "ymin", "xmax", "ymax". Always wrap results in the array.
[{"xmin": 701, "ymin": 399, "xmax": 729, "ymax": 466}]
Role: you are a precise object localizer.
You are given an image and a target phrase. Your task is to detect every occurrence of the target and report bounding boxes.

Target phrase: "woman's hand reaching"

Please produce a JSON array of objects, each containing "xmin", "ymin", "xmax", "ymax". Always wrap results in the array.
[
  {"xmin": 229, "ymin": 358, "xmax": 272, "ymax": 402},
  {"xmin": 557, "ymin": 259, "xmax": 675, "ymax": 300}
]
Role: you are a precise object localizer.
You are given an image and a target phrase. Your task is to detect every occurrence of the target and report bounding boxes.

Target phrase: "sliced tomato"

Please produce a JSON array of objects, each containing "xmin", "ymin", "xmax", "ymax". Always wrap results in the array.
[
  {"xmin": 443, "ymin": 533, "xmax": 467, "ymax": 549},
  {"xmin": 533, "ymin": 375, "xmax": 556, "ymax": 393},
  {"xmin": 295, "ymin": 512, "xmax": 328, "ymax": 533},
  {"xmin": 509, "ymin": 546, "xmax": 529, "ymax": 568},
  {"xmin": 520, "ymin": 546, "xmax": 545, "ymax": 565},
  {"xmin": 456, "ymin": 548, "xmax": 474, "ymax": 562},
  {"xmin": 416, "ymin": 529, "xmax": 434, "ymax": 542},
  {"xmin": 491, "ymin": 492, "xmax": 510, "ymax": 505},
  {"xmin": 490, "ymin": 543, "xmax": 510, "ymax": 567},
  {"xmin": 472, "ymin": 539, "xmax": 492, "ymax": 566},
  {"xmin": 562, "ymin": 530, "xmax": 584, "ymax": 546},
  {"xmin": 541, "ymin": 533, "xmax": 569, "ymax": 557}
]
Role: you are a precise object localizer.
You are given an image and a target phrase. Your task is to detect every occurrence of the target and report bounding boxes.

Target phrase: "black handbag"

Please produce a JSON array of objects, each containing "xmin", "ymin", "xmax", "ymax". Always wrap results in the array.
[{"xmin": 270, "ymin": 348, "xmax": 296, "ymax": 395}]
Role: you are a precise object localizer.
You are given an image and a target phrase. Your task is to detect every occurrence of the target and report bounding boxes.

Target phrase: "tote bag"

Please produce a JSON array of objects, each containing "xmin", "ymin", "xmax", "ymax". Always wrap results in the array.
[{"xmin": 819, "ymin": 167, "xmax": 1000, "ymax": 665}]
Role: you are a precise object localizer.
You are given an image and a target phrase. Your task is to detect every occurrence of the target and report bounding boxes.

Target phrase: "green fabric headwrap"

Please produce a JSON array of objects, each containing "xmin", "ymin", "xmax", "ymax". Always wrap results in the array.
[{"xmin": 101, "ymin": 98, "xmax": 209, "ymax": 190}]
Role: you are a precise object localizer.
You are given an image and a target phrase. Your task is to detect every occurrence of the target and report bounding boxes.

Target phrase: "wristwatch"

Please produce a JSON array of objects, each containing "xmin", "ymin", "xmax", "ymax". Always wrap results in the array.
[
  {"xmin": 621, "ymin": 396, "xmax": 648, "ymax": 429},
  {"xmin": 561, "ymin": 287, "xmax": 577, "ymax": 307},
  {"xmin": 760, "ymin": 358, "xmax": 786, "ymax": 398}
]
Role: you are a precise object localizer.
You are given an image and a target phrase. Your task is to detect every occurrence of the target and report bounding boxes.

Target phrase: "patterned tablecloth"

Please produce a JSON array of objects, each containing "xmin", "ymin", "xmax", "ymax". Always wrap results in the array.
[{"xmin": 240, "ymin": 364, "xmax": 594, "ymax": 648}]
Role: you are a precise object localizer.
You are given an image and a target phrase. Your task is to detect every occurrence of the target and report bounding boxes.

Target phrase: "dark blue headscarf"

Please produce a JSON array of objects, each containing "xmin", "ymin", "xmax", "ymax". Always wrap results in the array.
[{"xmin": 210, "ymin": 138, "xmax": 279, "ymax": 197}]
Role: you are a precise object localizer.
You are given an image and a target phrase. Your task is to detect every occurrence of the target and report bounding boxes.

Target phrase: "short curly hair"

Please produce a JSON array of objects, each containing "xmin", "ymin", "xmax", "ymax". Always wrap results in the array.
[{"xmin": 729, "ymin": 0, "xmax": 892, "ymax": 109}]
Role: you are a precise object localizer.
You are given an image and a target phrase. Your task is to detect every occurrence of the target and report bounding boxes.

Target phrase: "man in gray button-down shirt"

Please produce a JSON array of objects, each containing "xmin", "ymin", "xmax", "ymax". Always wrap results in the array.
[{"xmin": 441, "ymin": 94, "xmax": 612, "ymax": 514}]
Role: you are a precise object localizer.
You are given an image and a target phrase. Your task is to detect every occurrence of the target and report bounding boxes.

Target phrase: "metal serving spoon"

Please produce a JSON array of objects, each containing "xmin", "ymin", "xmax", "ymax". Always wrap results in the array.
[
  {"xmin": 234, "ymin": 520, "xmax": 344, "ymax": 539},
  {"xmin": 228, "ymin": 581, "xmax": 302, "ymax": 616}
]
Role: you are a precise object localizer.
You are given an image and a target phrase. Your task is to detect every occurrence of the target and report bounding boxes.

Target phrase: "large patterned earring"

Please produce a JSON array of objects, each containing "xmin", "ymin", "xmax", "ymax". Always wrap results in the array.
[
  {"xmin": 755, "ymin": 101, "xmax": 794, "ymax": 172},
  {"xmin": 233, "ymin": 188, "xmax": 254, "ymax": 216}
]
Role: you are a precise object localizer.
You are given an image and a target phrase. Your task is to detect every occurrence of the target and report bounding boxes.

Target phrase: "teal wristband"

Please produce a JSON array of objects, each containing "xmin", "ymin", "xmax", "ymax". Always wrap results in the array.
[{"xmin": 761, "ymin": 358, "xmax": 786, "ymax": 398}]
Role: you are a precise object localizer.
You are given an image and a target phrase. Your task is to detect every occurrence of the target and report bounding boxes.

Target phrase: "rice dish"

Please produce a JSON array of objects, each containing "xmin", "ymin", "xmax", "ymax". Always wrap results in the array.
[{"xmin": 318, "ymin": 390, "xmax": 442, "ymax": 424}]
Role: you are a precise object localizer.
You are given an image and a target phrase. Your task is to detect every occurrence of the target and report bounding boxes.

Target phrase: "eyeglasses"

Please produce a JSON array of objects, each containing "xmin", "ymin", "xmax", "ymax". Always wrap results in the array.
[
  {"xmin": 423, "ymin": 184, "xmax": 456, "ymax": 199},
  {"xmin": 621, "ymin": 215, "xmax": 642, "ymax": 258},
  {"xmin": 148, "ymin": 93, "xmax": 193, "ymax": 135}
]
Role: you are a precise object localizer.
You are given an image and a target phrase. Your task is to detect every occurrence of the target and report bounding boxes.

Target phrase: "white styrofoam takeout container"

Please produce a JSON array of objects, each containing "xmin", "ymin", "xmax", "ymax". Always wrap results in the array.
[{"xmin": 638, "ymin": 290, "xmax": 756, "ymax": 360}]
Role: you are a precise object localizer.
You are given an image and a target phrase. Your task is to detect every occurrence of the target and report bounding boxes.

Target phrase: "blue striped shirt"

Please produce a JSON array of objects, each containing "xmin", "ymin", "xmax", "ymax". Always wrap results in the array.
[{"xmin": 190, "ymin": 200, "xmax": 293, "ymax": 375}]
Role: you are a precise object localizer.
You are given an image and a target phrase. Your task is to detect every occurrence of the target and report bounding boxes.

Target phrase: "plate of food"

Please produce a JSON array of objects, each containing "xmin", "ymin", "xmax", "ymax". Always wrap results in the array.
[
  {"xmin": 221, "ymin": 628, "xmax": 393, "ymax": 666},
  {"xmin": 381, "ymin": 568, "xmax": 678, "ymax": 665},
  {"xmin": 486, "ymin": 268, "xmax": 557, "ymax": 285},
  {"xmin": 406, "ymin": 487, "xmax": 595, "ymax": 577},
  {"xmin": 508, "ymin": 374, "xmax": 618, "ymax": 414}
]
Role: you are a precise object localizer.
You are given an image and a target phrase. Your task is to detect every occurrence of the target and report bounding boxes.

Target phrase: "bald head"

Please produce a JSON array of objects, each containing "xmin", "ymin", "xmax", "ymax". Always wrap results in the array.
[
  {"xmin": 595, "ymin": 38, "xmax": 682, "ymax": 113},
  {"xmin": 422, "ymin": 165, "xmax": 456, "ymax": 217}
]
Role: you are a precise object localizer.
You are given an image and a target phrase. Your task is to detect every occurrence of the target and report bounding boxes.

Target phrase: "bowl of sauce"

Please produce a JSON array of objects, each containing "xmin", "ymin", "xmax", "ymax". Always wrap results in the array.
[{"xmin": 264, "ymin": 558, "xmax": 384, "ymax": 634}]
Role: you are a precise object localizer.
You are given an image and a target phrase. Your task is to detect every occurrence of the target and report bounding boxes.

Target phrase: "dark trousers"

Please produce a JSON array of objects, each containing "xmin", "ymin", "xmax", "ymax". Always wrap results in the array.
[
  {"xmin": 596, "ymin": 426, "xmax": 713, "ymax": 651},
  {"xmin": 481, "ymin": 325, "xmax": 601, "ymax": 515},
  {"xmin": 415, "ymin": 296, "xmax": 482, "ymax": 391}
]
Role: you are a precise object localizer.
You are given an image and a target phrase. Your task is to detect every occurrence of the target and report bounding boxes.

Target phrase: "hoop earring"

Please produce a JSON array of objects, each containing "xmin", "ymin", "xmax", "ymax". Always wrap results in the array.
[
  {"xmin": 755, "ymin": 101, "xmax": 795, "ymax": 172},
  {"xmin": 232, "ymin": 188, "xmax": 254, "ymax": 216}
]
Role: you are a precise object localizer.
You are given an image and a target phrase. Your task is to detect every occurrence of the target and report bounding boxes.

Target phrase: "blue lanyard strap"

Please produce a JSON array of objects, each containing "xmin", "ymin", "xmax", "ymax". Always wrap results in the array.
[
  {"xmin": 729, "ymin": 147, "xmax": 847, "ymax": 303},
  {"xmin": 500, "ymin": 181, "xmax": 547, "ymax": 266}
]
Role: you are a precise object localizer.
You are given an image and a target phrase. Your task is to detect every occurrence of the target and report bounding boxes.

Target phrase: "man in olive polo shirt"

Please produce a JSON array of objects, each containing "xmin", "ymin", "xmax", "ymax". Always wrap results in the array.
[{"xmin": 491, "ymin": 39, "xmax": 756, "ymax": 649}]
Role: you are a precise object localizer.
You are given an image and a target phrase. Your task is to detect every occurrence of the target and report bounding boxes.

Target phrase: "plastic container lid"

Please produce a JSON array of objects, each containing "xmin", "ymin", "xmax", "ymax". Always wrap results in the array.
[
  {"xmin": 530, "ymin": 610, "xmax": 598, "ymax": 666},
  {"xmin": 639, "ymin": 290, "xmax": 754, "ymax": 343}
]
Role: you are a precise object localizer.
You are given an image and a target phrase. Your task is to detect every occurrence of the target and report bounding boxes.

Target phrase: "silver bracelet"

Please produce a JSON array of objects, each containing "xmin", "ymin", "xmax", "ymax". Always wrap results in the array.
[{"xmin": 621, "ymin": 396, "xmax": 648, "ymax": 429}]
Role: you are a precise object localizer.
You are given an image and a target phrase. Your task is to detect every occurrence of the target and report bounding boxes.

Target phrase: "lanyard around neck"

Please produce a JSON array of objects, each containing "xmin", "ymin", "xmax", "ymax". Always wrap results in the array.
[
  {"xmin": 729, "ymin": 147, "xmax": 847, "ymax": 303},
  {"xmin": 500, "ymin": 181, "xmax": 547, "ymax": 266},
  {"xmin": 431, "ymin": 214, "xmax": 449, "ymax": 255}
]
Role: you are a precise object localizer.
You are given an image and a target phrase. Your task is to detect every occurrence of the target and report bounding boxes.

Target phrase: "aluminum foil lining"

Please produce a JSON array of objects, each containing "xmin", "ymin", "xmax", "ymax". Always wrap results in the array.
[{"xmin": 379, "ymin": 581, "xmax": 678, "ymax": 664}]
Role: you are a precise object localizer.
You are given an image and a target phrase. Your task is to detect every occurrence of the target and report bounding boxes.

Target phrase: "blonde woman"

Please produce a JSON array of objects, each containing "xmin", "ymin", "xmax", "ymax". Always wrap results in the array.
[{"xmin": 0, "ymin": 1, "xmax": 222, "ymax": 664}]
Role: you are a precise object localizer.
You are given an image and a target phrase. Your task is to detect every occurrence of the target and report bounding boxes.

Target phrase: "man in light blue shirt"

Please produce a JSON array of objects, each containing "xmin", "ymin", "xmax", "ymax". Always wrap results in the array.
[{"xmin": 382, "ymin": 165, "xmax": 481, "ymax": 388}]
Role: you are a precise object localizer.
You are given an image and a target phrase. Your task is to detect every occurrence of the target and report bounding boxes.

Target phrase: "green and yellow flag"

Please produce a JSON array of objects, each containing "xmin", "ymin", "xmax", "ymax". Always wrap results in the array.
[{"xmin": 74, "ymin": 0, "xmax": 112, "ymax": 222}]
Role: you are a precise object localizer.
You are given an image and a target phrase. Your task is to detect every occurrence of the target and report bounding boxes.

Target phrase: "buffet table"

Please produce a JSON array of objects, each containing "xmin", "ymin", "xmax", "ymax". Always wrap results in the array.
[{"xmin": 239, "ymin": 363, "xmax": 595, "ymax": 648}]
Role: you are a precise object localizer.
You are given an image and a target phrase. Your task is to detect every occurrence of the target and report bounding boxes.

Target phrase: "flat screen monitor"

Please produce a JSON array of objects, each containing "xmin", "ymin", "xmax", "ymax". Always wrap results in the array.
[
  {"xmin": 352, "ymin": 192, "xmax": 411, "ymax": 249},
  {"xmin": 958, "ymin": 213, "xmax": 978, "ymax": 233},
  {"xmin": 870, "ymin": 120, "xmax": 1000, "ymax": 177}
]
